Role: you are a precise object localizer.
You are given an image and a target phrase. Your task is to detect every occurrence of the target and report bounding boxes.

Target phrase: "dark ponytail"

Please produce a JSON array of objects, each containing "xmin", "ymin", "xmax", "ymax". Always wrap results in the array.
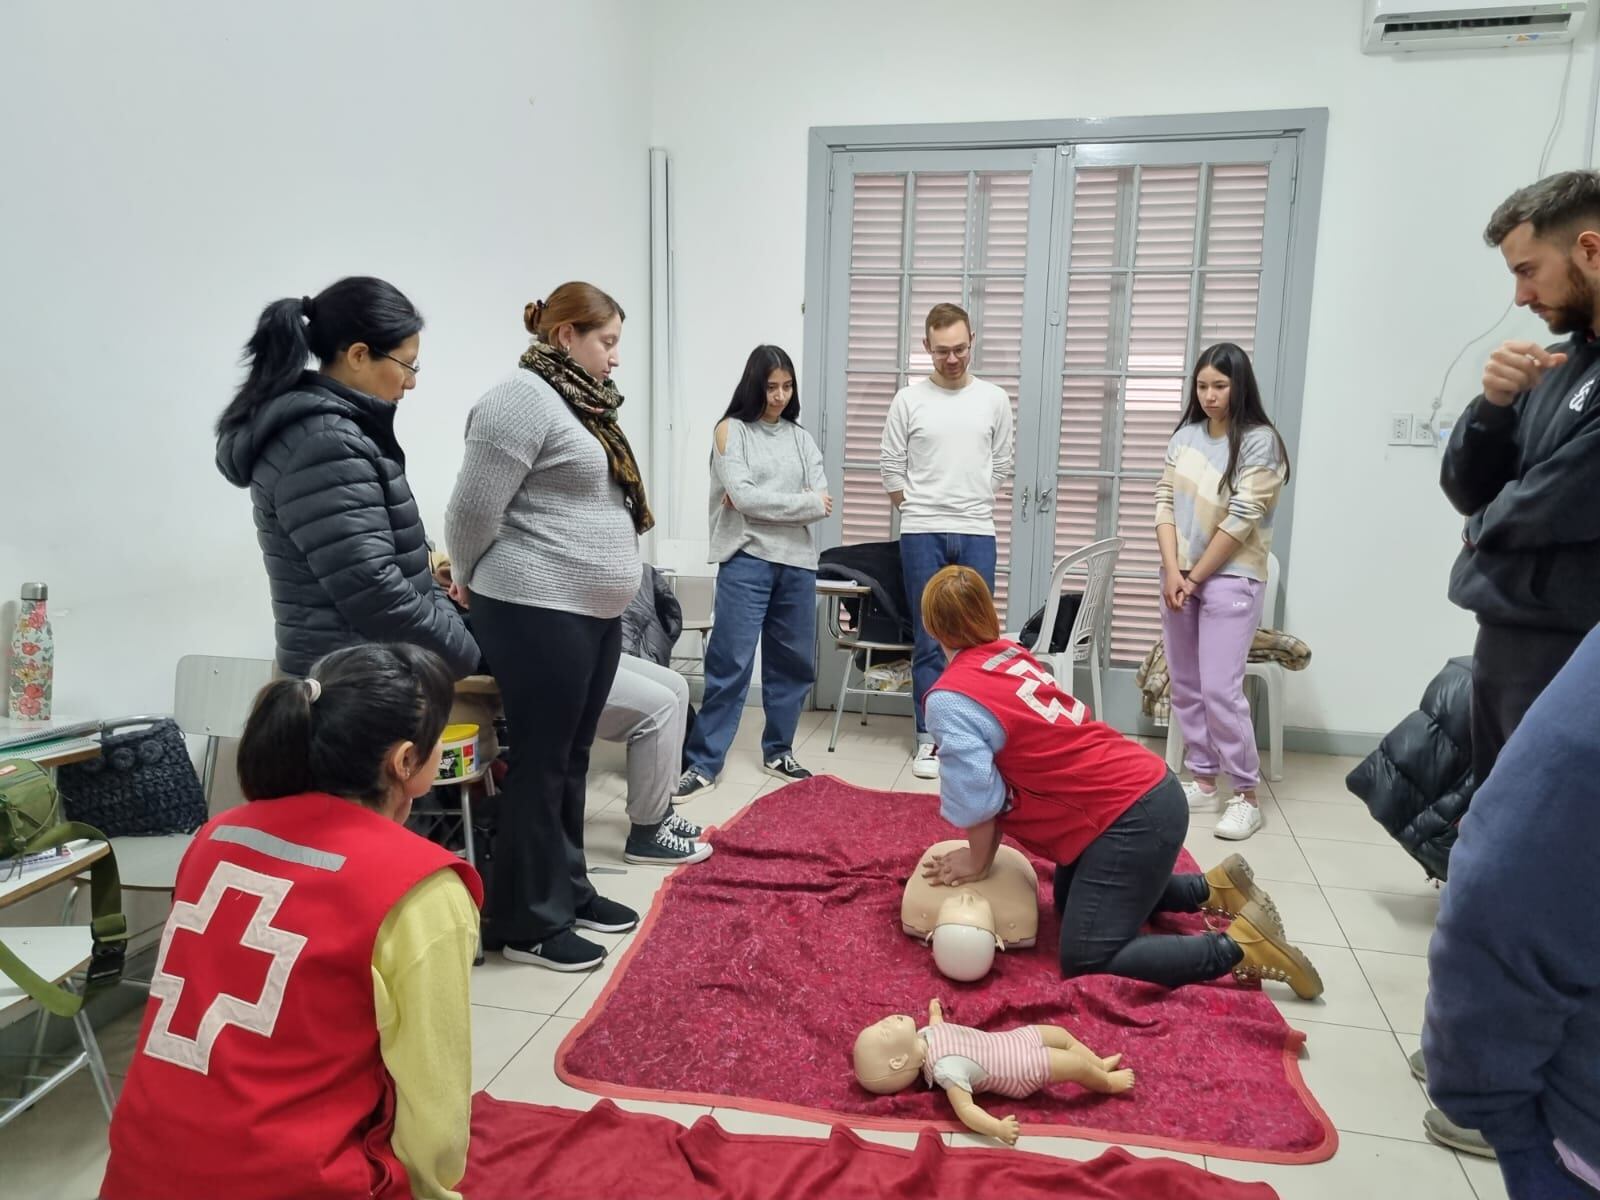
[
  {"xmin": 216, "ymin": 276, "xmax": 424, "ymax": 435},
  {"xmin": 236, "ymin": 643, "xmax": 455, "ymax": 806}
]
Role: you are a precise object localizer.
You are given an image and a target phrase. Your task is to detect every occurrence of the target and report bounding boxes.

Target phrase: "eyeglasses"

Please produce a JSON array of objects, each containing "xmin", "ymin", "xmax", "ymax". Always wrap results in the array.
[
  {"xmin": 930, "ymin": 345, "xmax": 970, "ymax": 360},
  {"xmin": 375, "ymin": 351, "xmax": 421, "ymax": 377}
]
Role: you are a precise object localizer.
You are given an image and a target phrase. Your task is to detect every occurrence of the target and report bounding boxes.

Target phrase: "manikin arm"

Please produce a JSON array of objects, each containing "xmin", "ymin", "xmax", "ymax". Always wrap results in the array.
[
  {"xmin": 926, "ymin": 998, "xmax": 944, "ymax": 1025},
  {"xmin": 943, "ymin": 1085, "xmax": 1021, "ymax": 1146}
]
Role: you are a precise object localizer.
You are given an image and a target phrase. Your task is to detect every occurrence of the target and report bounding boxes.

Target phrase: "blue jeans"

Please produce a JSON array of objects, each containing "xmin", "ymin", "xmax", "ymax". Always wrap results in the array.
[
  {"xmin": 900, "ymin": 532, "xmax": 997, "ymax": 736},
  {"xmin": 683, "ymin": 552, "xmax": 817, "ymax": 776},
  {"xmin": 1499, "ymin": 1142, "xmax": 1600, "ymax": 1199}
]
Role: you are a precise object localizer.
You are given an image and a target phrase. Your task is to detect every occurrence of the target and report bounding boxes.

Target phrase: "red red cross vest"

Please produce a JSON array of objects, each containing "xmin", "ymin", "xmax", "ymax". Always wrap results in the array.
[
  {"xmin": 928, "ymin": 640, "xmax": 1168, "ymax": 865},
  {"xmin": 101, "ymin": 793, "xmax": 483, "ymax": 1200}
]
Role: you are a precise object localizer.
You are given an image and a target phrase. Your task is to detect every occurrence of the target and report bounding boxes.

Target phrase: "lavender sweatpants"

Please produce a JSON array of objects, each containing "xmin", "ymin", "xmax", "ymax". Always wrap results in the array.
[{"xmin": 1160, "ymin": 572, "xmax": 1265, "ymax": 792}]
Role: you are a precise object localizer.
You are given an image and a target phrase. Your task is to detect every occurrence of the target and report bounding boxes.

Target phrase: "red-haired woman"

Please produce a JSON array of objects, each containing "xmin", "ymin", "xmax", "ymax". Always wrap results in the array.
[
  {"xmin": 445, "ymin": 283, "xmax": 651, "ymax": 974},
  {"xmin": 917, "ymin": 566, "xmax": 1322, "ymax": 999}
]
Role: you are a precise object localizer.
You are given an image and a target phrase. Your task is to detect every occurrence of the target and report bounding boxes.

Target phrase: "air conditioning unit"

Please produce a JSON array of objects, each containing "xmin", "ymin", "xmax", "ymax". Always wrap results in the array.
[{"xmin": 1362, "ymin": 1, "xmax": 1586, "ymax": 52}]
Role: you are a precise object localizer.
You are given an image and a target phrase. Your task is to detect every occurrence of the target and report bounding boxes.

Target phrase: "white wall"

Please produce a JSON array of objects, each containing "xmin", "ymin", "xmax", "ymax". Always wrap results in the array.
[
  {"xmin": 0, "ymin": 0, "xmax": 653, "ymax": 718},
  {"xmin": 644, "ymin": 0, "xmax": 1598, "ymax": 737}
]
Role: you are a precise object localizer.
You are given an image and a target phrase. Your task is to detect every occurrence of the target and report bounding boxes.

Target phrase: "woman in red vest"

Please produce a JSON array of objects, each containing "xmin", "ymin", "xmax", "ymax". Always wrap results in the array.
[
  {"xmin": 102, "ymin": 643, "xmax": 483, "ymax": 1200},
  {"xmin": 918, "ymin": 566, "xmax": 1322, "ymax": 1000}
]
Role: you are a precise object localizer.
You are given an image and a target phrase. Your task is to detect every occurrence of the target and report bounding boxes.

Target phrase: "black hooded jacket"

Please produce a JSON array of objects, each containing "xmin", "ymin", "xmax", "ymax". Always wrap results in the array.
[
  {"xmin": 1442, "ymin": 330, "xmax": 1600, "ymax": 634},
  {"xmin": 216, "ymin": 372, "xmax": 478, "ymax": 678}
]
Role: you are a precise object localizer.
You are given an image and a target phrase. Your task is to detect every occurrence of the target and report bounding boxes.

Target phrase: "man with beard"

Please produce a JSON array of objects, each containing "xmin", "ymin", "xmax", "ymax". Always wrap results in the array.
[
  {"xmin": 1443, "ymin": 170, "xmax": 1600, "ymax": 784},
  {"xmin": 881, "ymin": 303, "xmax": 1014, "ymax": 780},
  {"xmin": 1423, "ymin": 171, "xmax": 1600, "ymax": 1160}
]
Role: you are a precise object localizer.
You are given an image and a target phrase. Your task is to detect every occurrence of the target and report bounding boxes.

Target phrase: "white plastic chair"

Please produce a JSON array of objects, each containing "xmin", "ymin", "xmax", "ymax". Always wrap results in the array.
[
  {"xmin": 1164, "ymin": 553, "xmax": 1285, "ymax": 783},
  {"xmin": 665, "ymin": 573, "xmax": 716, "ymax": 681},
  {"xmin": 1008, "ymin": 538, "xmax": 1123, "ymax": 721}
]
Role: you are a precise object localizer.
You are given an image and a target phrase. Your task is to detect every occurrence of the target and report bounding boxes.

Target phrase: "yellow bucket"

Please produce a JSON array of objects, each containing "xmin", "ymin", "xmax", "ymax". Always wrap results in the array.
[{"xmin": 436, "ymin": 723, "xmax": 480, "ymax": 781}]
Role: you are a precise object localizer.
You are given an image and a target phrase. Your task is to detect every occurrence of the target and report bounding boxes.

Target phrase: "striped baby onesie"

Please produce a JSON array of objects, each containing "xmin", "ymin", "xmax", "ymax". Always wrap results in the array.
[{"xmin": 918, "ymin": 1023, "xmax": 1051, "ymax": 1099}]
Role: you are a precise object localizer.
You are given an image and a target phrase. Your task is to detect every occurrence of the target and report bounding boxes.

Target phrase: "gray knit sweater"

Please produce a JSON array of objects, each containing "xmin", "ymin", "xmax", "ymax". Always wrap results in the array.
[
  {"xmin": 707, "ymin": 417, "xmax": 828, "ymax": 570},
  {"xmin": 445, "ymin": 370, "xmax": 640, "ymax": 619}
]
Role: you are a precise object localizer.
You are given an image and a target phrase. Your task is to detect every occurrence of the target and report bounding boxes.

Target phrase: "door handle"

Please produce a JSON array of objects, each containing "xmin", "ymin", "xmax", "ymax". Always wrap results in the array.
[
  {"xmin": 1020, "ymin": 484, "xmax": 1031, "ymax": 522},
  {"xmin": 1037, "ymin": 485, "xmax": 1055, "ymax": 513}
]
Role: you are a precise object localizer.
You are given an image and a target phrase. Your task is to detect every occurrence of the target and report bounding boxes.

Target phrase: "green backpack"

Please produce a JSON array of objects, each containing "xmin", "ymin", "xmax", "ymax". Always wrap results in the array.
[{"xmin": 0, "ymin": 758, "xmax": 126, "ymax": 1016}]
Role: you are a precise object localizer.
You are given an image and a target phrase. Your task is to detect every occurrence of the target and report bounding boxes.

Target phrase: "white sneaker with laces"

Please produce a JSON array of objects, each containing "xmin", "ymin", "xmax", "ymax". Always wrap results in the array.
[
  {"xmin": 1214, "ymin": 797, "xmax": 1263, "ymax": 840},
  {"xmin": 1182, "ymin": 780, "xmax": 1221, "ymax": 812},
  {"xmin": 911, "ymin": 743, "xmax": 940, "ymax": 780}
]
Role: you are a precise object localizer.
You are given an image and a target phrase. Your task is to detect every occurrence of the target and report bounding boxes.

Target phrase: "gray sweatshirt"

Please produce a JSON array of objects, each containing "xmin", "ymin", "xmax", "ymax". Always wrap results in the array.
[
  {"xmin": 708, "ymin": 417, "xmax": 828, "ymax": 570},
  {"xmin": 445, "ymin": 370, "xmax": 641, "ymax": 619}
]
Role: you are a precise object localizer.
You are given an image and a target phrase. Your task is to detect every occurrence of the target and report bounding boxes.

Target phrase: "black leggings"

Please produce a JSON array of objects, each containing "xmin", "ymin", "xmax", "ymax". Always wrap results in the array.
[
  {"xmin": 470, "ymin": 594, "xmax": 621, "ymax": 945},
  {"xmin": 1054, "ymin": 773, "xmax": 1243, "ymax": 988}
]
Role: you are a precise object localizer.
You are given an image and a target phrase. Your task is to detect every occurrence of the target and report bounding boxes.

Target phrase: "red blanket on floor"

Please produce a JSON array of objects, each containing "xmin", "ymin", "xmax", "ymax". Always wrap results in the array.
[
  {"xmin": 464, "ymin": 1096, "xmax": 1280, "ymax": 1199},
  {"xmin": 558, "ymin": 777, "xmax": 1335, "ymax": 1163}
]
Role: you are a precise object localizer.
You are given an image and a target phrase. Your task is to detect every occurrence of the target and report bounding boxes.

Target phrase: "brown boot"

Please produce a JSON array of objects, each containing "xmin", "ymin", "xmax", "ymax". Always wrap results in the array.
[
  {"xmin": 1226, "ymin": 900, "xmax": 1324, "ymax": 1000},
  {"xmin": 1204, "ymin": 854, "xmax": 1283, "ymax": 935}
]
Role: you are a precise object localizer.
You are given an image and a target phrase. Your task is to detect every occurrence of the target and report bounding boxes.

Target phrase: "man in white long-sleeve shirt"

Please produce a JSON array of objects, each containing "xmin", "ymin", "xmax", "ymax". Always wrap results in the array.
[{"xmin": 880, "ymin": 302, "xmax": 1014, "ymax": 778}]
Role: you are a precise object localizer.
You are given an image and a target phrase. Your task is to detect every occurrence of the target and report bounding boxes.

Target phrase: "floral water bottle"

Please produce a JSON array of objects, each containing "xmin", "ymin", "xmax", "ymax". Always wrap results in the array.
[{"xmin": 9, "ymin": 582, "xmax": 53, "ymax": 721}]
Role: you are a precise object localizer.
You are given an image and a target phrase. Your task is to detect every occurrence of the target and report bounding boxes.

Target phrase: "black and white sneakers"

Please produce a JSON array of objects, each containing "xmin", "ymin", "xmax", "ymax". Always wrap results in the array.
[
  {"xmin": 503, "ymin": 930, "xmax": 606, "ymax": 973},
  {"xmin": 674, "ymin": 769, "xmax": 717, "ymax": 802},
  {"xmin": 574, "ymin": 895, "xmax": 640, "ymax": 934},
  {"xmin": 624, "ymin": 820, "xmax": 712, "ymax": 866},
  {"xmin": 763, "ymin": 754, "xmax": 813, "ymax": 783}
]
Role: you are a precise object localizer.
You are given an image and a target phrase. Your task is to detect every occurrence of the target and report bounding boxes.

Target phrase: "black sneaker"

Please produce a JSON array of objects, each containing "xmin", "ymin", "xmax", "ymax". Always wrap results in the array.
[
  {"xmin": 625, "ymin": 823, "xmax": 713, "ymax": 866},
  {"xmin": 674, "ymin": 769, "xmax": 717, "ymax": 803},
  {"xmin": 503, "ymin": 930, "xmax": 605, "ymax": 972},
  {"xmin": 763, "ymin": 754, "xmax": 812, "ymax": 783},
  {"xmin": 575, "ymin": 895, "xmax": 639, "ymax": 933},
  {"xmin": 662, "ymin": 811, "xmax": 703, "ymax": 840}
]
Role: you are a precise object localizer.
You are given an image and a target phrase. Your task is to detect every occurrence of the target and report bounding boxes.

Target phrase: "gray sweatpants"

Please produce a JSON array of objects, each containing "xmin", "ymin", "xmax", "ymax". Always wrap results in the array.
[{"xmin": 595, "ymin": 653, "xmax": 690, "ymax": 827}]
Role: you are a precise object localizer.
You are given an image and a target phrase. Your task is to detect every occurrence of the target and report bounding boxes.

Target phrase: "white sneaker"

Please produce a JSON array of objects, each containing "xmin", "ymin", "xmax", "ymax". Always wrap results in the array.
[
  {"xmin": 911, "ymin": 743, "xmax": 940, "ymax": 780},
  {"xmin": 1183, "ymin": 780, "xmax": 1221, "ymax": 812},
  {"xmin": 1215, "ymin": 798, "xmax": 1263, "ymax": 840}
]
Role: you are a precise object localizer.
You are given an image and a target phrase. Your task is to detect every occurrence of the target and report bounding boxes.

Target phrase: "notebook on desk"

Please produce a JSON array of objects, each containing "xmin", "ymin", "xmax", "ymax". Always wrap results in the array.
[{"xmin": 0, "ymin": 717, "xmax": 103, "ymax": 753}]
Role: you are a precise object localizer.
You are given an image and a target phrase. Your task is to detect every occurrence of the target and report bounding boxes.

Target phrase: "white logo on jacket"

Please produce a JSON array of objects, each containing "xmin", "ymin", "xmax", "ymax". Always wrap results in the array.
[
  {"xmin": 1570, "ymin": 378, "xmax": 1595, "ymax": 413},
  {"xmin": 143, "ymin": 862, "xmax": 307, "ymax": 1075}
]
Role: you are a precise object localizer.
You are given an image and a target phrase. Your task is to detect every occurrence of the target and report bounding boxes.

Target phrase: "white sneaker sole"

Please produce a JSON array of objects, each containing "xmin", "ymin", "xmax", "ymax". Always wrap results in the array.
[
  {"xmin": 1187, "ymin": 791, "xmax": 1221, "ymax": 813},
  {"xmin": 673, "ymin": 778, "xmax": 718, "ymax": 805},
  {"xmin": 502, "ymin": 945, "xmax": 605, "ymax": 972},
  {"xmin": 624, "ymin": 841, "xmax": 714, "ymax": 866},
  {"xmin": 1214, "ymin": 814, "xmax": 1263, "ymax": 840},
  {"xmin": 910, "ymin": 755, "xmax": 940, "ymax": 780}
]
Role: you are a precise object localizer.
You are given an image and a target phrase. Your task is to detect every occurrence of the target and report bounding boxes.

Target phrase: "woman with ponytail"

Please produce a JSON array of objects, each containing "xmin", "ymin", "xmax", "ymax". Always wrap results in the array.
[
  {"xmin": 216, "ymin": 276, "xmax": 478, "ymax": 679},
  {"xmin": 103, "ymin": 644, "xmax": 482, "ymax": 1200},
  {"xmin": 445, "ymin": 283, "xmax": 647, "ymax": 973}
]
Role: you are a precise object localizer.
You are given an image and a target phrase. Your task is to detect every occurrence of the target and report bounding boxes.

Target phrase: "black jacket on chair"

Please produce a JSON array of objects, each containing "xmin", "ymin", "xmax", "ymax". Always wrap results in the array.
[
  {"xmin": 1345, "ymin": 657, "xmax": 1475, "ymax": 882},
  {"xmin": 216, "ymin": 371, "xmax": 479, "ymax": 679},
  {"xmin": 818, "ymin": 541, "xmax": 914, "ymax": 645}
]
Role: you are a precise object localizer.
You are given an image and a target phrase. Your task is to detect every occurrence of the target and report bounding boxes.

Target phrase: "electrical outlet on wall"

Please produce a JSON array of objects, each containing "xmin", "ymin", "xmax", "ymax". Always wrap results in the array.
[
  {"xmin": 1411, "ymin": 415, "xmax": 1437, "ymax": 446},
  {"xmin": 1389, "ymin": 412, "xmax": 1414, "ymax": 445}
]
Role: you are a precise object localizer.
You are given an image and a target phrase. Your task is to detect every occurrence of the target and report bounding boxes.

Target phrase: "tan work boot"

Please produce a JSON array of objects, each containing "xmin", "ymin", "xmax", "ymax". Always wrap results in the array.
[
  {"xmin": 1203, "ymin": 854, "xmax": 1284, "ymax": 936},
  {"xmin": 1226, "ymin": 900, "xmax": 1324, "ymax": 1000}
]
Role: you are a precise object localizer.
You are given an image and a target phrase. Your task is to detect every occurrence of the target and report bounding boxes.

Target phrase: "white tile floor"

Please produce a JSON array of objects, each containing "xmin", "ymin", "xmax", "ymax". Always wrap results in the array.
[{"xmin": 0, "ymin": 709, "xmax": 1505, "ymax": 1200}]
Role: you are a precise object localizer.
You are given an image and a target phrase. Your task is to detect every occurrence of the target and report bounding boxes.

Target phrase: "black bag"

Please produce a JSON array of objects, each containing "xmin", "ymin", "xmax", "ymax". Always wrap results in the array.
[
  {"xmin": 57, "ymin": 718, "xmax": 208, "ymax": 837},
  {"xmin": 1017, "ymin": 593, "xmax": 1085, "ymax": 654}
]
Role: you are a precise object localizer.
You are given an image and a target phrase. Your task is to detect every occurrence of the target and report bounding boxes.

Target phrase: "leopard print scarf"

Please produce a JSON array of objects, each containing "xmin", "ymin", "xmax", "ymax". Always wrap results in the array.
[{"xmin": 519, "ymin": 340, "xmax": 654, "ymax": 535}]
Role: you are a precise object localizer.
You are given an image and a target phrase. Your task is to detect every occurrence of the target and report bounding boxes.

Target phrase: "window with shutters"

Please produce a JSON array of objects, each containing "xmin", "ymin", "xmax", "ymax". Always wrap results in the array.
[
  {"xmin": 817, "ymin": 132, "xmax": 1300, "ymax": 685},
  {"xmin": 838, "ymin": 169, "xmax": 1033, "ymax": 612},
  {"xmin": 1051, "ymin": 156, "xmax": 1280, "ymax": 664}
]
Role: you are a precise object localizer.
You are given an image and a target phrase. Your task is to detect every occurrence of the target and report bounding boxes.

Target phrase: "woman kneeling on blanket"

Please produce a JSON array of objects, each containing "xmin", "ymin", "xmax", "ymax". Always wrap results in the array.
[{"xmin": 919, "ymin": 566, "xmax": 1323, "ymax": 1000}]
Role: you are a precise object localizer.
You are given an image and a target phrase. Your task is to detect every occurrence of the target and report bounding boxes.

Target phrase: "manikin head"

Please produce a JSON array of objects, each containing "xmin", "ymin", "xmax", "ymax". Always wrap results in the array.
[
  {"xmin": 1485, "ymin": 171, "xmax": 1600, "ymax": 336},
  {"xmin": 929, "ymin": 890, "xmax": 1004, "ymax": 982},
  {"xmin": 852, "ymin": 1013, "xmax": 927, "ymax": 1095}
]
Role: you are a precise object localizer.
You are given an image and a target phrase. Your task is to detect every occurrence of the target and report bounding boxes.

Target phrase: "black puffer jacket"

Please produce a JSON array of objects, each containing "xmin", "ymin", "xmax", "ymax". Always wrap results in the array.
[
  {"xmin": 217, "ymin": 372, "xmax": 478, "ymax": 678},
  {"xmin": 1345, "ymin": 657, "xmax": 1475, "ymax": 881},
  {"xmin": 620, "ymin": 564, "xmax": 683, "ymax": 667}
]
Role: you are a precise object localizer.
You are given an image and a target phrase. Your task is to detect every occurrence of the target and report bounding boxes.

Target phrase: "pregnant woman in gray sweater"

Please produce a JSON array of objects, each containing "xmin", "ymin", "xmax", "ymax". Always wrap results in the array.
[
  {"xmin": 445, "ymin": 282, "xmax": 650, "ymax": 973},
  {"xmin": 675, "ymin": 345, "xmax": 830, "ymax": 801}
]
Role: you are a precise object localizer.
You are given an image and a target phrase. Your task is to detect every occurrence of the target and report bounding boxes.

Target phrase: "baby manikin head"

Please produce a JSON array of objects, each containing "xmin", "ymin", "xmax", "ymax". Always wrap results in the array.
[
  {"xmin": 852, "ymin": 1013, "xmax": 925, "ymax": 1095},
  {"xmin": 930, "ymin": 890, "xmax": 1004, "ymax": 982}
]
